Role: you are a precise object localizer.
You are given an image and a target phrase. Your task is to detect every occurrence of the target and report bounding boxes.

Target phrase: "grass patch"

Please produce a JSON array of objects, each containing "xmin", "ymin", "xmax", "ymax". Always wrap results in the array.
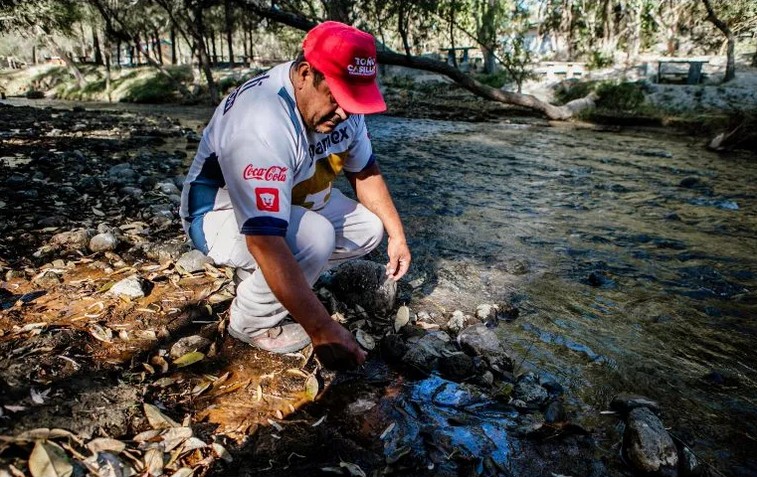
[
  {"xmin": 473, "ymin": 70, "xmax": 510, "ymax": 89},
  {"xmin": 119, "ymin": 72, "xmax": 180, "ymax": 103}
]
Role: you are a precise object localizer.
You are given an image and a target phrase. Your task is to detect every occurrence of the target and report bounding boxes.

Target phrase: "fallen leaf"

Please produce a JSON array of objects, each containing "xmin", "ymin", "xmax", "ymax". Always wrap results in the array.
[
  {"xmin": 143, "ymin": 447, "xmax": 164, "ymax": 476},
  {"xmin": 133, "ymin": 430, "xmax": 161, "ymax": 442},
  {"xmin": 380, "ymin": 422, "xmax": 396, "ymax": 440},
  {"xmin": 266, "ymin": 419, "xmax": 283, "ymax": 432},
  {"xmin": 89, "ymin": 324, "xmax": 113, "ymax": 343},
  {"xmin": 143, "ymin": 403, "xmax": 180, "ymax": 429},
  {"xmin": 305, "ymin": 374, "xmax": 319, "ymax": 401},
  {"xmin": 340, "ymin": 461, "xmax": 367, "ymax": 477},
  {"xmin": 86, "ymin": 438, "xmax": 126, "ymax": 455},
  {"xmin": 29, "ymin": 441, "xmax": 73, "ymax": 477},
  {"xmin": 160, "ymin": 427, "xmax": 193, "ymax": 452},
  {"xmin": 30, "ymin": 388, "xmax": 51, "ymax": 405},
  {"xmin": 4, "ymin": 405, "xmax": 26, "ymax": 413},
  {"xmin": 311, "ymin": 415, "xmax": 327, "ymax": 427},
  {"xmin": 212, "ymin": 443, "xmax": 232, "ymax": 462},
  {"xmin": 172, "ymin": 351, "xmax": 204, "ymax": 368},
  {"xmin": 180, "ymin": 437, "xmax": 207, "ymax": 453},
  {"xmin": 355, "ymin": 330, "xmax": 375, "ymax": 350},
  {"xmin": 395, "ymin": 306, "xmax": 411, "ymax": 332},
  {"xmin": 172, "ymin": 468, "xmax": 194, "ymax": 477}
]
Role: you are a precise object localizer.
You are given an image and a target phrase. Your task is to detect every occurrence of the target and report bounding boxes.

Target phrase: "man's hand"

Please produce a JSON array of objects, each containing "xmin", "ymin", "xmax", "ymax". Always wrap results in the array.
[
  {"xmin": 311, "ymin": 319, "xmax": 367, "ymax": 370},
  {"xmin": 386, "ymin": 236, "xmax": 411, "ymax": 281}
]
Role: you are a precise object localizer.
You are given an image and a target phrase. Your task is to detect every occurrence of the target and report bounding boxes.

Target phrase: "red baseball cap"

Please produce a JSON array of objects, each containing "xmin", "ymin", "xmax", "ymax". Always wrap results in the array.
[{"xmin": 303, "ymin": 21, "xmax": 386, "ymax": 115}]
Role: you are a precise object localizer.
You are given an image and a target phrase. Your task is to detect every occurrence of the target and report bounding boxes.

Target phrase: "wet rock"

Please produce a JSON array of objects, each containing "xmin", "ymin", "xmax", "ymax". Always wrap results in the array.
[
  {"xmin": 587, "ymin": 271, "xmax": 615, "ymax": 288},
  {"xmin": 678, "ymin": 177, "xmax": 702, "ymax": 189},
  {"xmin": 677, "ymin": 444, "xmax": 703, "ymax": 477},
  {"xmin": 702, "ymin": 369, "xmax": 740, "ymax": 387},
  {"xmin": 142, "ymin": 242, "xmax": 189, "ymax": 264},
  {"xmin": 512, "ymin": 412, "xmax": 546, "ymax": 436},
  {"xmin": 622, "ymin": 407, "xmax": 678, "ymax": 476},
  {"xmin": 156, "ymin": 181, "xmax": 181, "ymax": 196},
  {"xmin": 507, "ymin": 259, "xmax": 530, "ymax": 275},
  {"xmin": 50, "ymin": 228, "xmax": 92, "ymax": 252},
  {"xmin": 176, "ymin": 249, "xmax": 212, "ymax": 273},
  {"xmin": 610, "ymin": 393, "xmax": 661, "ymax": 416},
  {"xmin": 380, "ymin": 334, "xmax": 409, "ymax": 363},
  {"xmin": 457, "ymin": 323, "xmax": 501, "ymax": 356},
  {"xmin": 108, "ymin": 275, "xmax": 149, "ymax": 299},
  {"xmin": 120, "ymin": 186, "xmax": 143, "ymax": 198},
  {"xmin": 328, "ymin": 260, "xmax": 397, "ymax": 316},
  {"xmin": 445, "ymin": 310, "xmax": 466, "ymax": 333},
  {"xmin": 33, "ymin": 270, "xmax": 62, "ymax": 287},
  {"xmin": 107, "ymin": 163, "xmax": 138, "ymax": 185},
  {"xmin": 438, "ymin": 352, "xmax": 475, "ymax": 382},
  {"xmin": 89, "ymin": 232, "xmax": 119, "ymax": 253},
  {"xmin": 513, "ymin": 373, "xmax": 549, "ymax": 408},
  {"xmin": 544, "ymin": 400, "xmax": 566, "ymax": 423},
  {"xmin": 169, "ymin": 335, "xmax": 212, "ymax": 359},
  {"xmin": 497, "ymin": 302, "xmax": 520, "ymax": 321}
]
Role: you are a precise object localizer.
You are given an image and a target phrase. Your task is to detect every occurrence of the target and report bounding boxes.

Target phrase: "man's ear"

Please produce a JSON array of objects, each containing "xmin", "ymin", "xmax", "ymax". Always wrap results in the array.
[{"xmin": 292, "ymin": 62, "xmax": 312, "ymax": 88}]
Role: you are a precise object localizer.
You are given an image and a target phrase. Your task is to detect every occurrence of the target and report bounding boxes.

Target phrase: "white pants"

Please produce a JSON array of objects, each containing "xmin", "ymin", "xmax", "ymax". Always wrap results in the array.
[{"xmin": 200, "ymin": 188, "xmax": 384, "ymax": 337}]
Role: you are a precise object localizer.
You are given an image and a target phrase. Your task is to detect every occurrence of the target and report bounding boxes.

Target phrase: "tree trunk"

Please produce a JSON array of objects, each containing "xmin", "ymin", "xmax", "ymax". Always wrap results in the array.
[
  {"xmin": 225, "ymin": 0, "xmax": 235, "ymax": 67},
  {"xmin": 210, "ymin": 30, "xmax": 217, "ymax": 66},
  {"xmin": 702, "ymin": 0, "xmax": 735, "ymax": 82},
  {"xmin": 104, "ymin": 36, "xmax": 112, "ymax": 102},
  {"xmin": 93, "ymin": 30, "xmax": 103, "ymax": 65},
  {"xmin": 32, "ymin": 45, "xmax": 37, "ymax": 65},
  {"xmin": 240, "ymin": 4, "xmax": 594, "ymax": 120},
  {"xmin": 194, "ymin": 9, "xmax": 219, "ymax": 104},
  {"xmin": 54, "ymin": 46, "xmax": 85, "ymax": 88},
  {"xmin": 752, "ymin": 46, "xmax": 757, "ymax": 67},
  {"xmin": 117, "ymin": 40, "xmax": 122, "ymax": 66},
  {"xmin": 171, "ymin": 27, "xmax": 177, "ymax": 64}
]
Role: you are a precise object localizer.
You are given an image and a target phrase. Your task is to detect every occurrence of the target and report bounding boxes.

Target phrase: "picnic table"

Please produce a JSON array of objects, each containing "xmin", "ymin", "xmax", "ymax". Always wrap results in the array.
[
  {"xmin": 656, "ymin": 58, "xmax": 709, "ymax": 85},
  {"xmin": 439, "ymin": 46, "xmax": 476, "ymax": 66}
]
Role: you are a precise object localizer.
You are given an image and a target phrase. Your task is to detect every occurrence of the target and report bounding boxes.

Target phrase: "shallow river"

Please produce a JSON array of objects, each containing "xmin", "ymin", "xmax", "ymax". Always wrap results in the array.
[
  {"xmin": 366, "ymin": 116, "xmax": 756, "ymax": 475},
  {"xmin": 6, "ymin": 99, "xmax": 756, "ymax": 474}
]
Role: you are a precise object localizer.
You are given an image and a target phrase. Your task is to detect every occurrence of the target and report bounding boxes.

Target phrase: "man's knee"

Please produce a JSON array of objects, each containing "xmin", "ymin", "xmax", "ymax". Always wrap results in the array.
[{"xmin": 290, "ymin": 211, "xmax": 336, "ymax": 264}]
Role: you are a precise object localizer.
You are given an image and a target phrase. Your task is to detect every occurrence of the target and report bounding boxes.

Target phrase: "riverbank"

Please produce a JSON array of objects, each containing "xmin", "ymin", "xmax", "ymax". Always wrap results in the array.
[{"xmin": 2, "ymin": 62, "xmax": 756, "ymax": 151}]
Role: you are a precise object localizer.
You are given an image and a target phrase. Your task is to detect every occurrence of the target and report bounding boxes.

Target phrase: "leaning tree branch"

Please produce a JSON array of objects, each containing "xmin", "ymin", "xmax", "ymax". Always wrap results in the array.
[{"xmin": 241, "ymin": 2, "xmax": 590, "ymax": 120}]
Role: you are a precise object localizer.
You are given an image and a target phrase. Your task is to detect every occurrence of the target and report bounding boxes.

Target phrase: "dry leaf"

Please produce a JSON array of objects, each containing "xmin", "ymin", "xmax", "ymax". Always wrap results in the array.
[
  {"xmin": 285, "ymin": 368, "xmax": 309, "ymax": 378},
  {"xmin": 395, "ymin": 306, "xmax": 411, "ymax": 332},
  {"xmin": 30, "ymin": 388, "xmax": 51, "ymax": 405},
  {"xmin": 143, "ymin": 448, "xmax": 164, "ymax": 476},
  {"xmin": 160, "ymin": 427, "xmax": 193, "ymax": 452},
  {"xmin": 340, "ymin": 461, "xmax": 367, "ymax": 477},
  {"xmin": 212, "ymin": 443, "xmax": 232, "ymax": 462},
  {"xmin": 180, "ymin": 437, "xmax": 207, "ymax": 453},
  {"xmin": 305, "ymin": 374, "xmax": 319, "ymax": 401},
  {"xmin": 172, "ymin": 468, "xmax": 194, "ymax": 477},
  {"xmin": 355, "ymin": 330, "xmax": 375, "ymax": 350},
  {"xmin": 133, "ymin": 430, "xmax": 161, "ymax": 442},
  {"xmin": 28, "ymin": 441, "xmax": 73, "ymax": 477},
  {"xmin": 379, "ymin": 422, "xmax": 396, "ymax": 440},
  {"xmin": 86, "ymin": 438, "xmax": 126, "ymax": 455},
  {"xmin": 311, "ymin": 415, "xmax": 327, "ymax": 427},
  {"xmin": 89, "ymin": 324, "xmax": 113, "ymax": 343},
  {"xmin": 172, "ymin": 352, "xmax": 204, "ymax": 368},
  {"xmin": 143, "ymin": 404, "xmax": 180, "ymax": 429}
]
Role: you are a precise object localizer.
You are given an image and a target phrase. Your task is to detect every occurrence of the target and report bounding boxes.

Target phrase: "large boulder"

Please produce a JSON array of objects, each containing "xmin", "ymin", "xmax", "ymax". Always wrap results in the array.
[
  {"xmin": 622, "ymin": 407, "xmax": 678, "ymax": 476},
  {"xmin": 328, "ymin": 260, "xmax": 397, "ymax": 316}
]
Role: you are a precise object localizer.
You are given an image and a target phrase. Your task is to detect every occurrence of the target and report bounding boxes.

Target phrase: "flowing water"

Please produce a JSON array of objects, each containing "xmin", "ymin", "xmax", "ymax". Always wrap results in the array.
[
  {"xmin": 5, "ymin": 98, "xmax": 755, "ymax": 474},
  {"xmin": 365, "ymin": 116, "xmax": 757, "ymax": 475}
]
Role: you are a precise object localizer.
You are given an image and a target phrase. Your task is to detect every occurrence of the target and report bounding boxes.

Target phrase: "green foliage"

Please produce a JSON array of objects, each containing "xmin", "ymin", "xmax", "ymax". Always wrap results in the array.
[
  {"xmin": 586, "ymin": 51, "xmax": 613, "ymax": 70},
  {"xmin": 119, "ymin": 72, "xmax": 179, "ymax": 103},
  {"xmin": 556, "ymin": 80, "xmax": 646, "ymax": 113},
  {"xmin": 474, "ymin": 70, "xmax": 509, "ymax": 88},
  {"xmin": 595, "ymin": 82, "xmax": 646, "ymax": 111}
]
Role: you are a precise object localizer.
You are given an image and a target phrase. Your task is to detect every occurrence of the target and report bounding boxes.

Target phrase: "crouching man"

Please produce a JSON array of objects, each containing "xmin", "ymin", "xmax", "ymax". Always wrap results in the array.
[{"xmin": 180, "ymin": 22, "xmax": 411, "ymax": 369}]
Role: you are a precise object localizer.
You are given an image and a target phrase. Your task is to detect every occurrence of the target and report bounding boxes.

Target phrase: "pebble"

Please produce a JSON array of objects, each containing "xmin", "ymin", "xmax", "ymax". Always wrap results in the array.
[
  {"xmin": 445, "ymin": 310, "xmax": 466, "ymax": 333},
  {"xmin": 622, "ymin": 407, "xmax": 678, "ymax": 475},
  {"xmin": 108, "ymin": 275, "xmax": 149, "ymax": 298},
  {"xmin": 169, "ymin": 335, "xmax": 212, "ymax": 359},
  {"xmin": 89, "ymin": 232, "xmax": 119, "ymax": 253},
  {"xmin": 176, "ymin": 249, "xmax": 212, "ymax": 273}
]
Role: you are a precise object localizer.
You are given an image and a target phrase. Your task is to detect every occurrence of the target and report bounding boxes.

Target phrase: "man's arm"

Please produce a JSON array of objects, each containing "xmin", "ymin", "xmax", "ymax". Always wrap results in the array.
[
  {"xmin": 245, "ymin": 235, "xmax": 366, "ymax": 368},
  {"xmin": 347, "ymin": 162, "xmax": 411, "ymax": 281}
]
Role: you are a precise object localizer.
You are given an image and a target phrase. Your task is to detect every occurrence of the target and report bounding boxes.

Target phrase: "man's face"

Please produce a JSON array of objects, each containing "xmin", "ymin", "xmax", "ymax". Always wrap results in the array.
[{"xmin": 295, "ymin": 65, "xmax": 349, "ymax": 134}]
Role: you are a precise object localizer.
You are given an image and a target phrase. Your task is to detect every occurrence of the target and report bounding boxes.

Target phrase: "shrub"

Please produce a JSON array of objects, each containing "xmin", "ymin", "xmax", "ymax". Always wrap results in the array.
[
  {"xmin": 120, "ymin": 73, "xmax": 178, "ymax": 103},
  {"xmin": 474, "ymin": 70, "xmax": 510, "ymax": 88},
  {"xmin": 595, "ymin": 82, "xmax": 645, "ymax": 111}
]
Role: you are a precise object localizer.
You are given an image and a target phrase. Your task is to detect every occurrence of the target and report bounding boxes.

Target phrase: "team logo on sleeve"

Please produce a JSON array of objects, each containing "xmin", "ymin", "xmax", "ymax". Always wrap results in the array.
[
  {"xmin": 244, "ymin": 164, "xmax": 288, "ymax": 182},
  {"xmin": 255, "ymin": 188, "xmax": 280, "ymax": 212}
]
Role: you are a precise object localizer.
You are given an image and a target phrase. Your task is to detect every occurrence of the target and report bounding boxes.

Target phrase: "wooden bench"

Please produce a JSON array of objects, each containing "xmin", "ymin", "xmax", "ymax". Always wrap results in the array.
[
  {"xmin": 533, "ymin": 61, "xmax": 586, "ymax": 82},
  {"xmin": 656, "ymin": 58, "xmax": 709, "ymax": 85},
  {"xmin": 439, "ymin": 47, "xmax": 475, "ymax": 67}
]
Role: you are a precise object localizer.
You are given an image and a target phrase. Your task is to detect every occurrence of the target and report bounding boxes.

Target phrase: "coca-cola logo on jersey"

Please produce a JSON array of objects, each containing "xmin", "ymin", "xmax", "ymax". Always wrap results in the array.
[{"xmin": 243, "ymin": 164, "xmax": 288, "ymax": 182}]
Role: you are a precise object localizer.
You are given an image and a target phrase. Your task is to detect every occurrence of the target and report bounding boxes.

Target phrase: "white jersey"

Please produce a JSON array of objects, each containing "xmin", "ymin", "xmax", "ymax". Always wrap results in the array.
[{"xmin": 180, "ymin": 62, "xmax": 375, "ymax": 253}]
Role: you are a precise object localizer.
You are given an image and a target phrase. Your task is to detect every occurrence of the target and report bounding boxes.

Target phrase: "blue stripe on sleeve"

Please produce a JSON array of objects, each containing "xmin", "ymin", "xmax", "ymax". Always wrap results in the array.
[{"xmin": 241, "ymin": 217, "xmax": 289, "ymax": 236}]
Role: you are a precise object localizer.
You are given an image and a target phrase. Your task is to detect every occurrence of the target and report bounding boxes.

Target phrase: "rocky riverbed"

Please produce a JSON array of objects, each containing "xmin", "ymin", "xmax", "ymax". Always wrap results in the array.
[{"xmin": 0, "ymin": 102, "xmax": 716, "ymax": 476}]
